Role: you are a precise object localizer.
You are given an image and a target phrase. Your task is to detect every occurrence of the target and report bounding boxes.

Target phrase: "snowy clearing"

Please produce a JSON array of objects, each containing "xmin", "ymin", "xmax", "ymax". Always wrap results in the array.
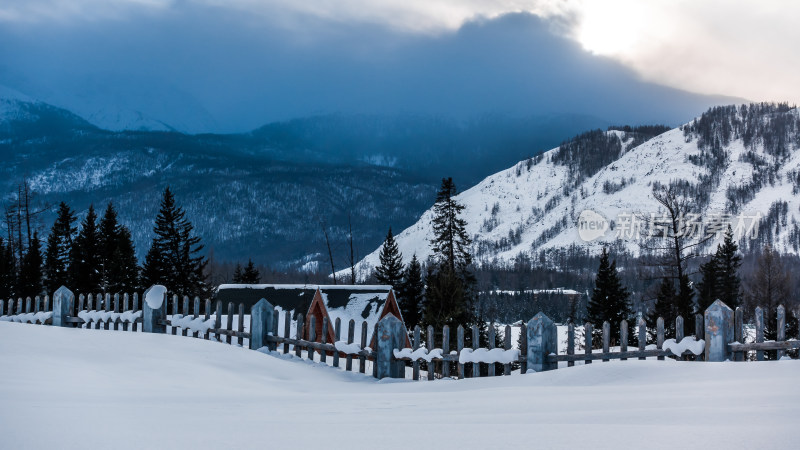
[{"xmin": 1, "ymin": 322, "xmax": 798, "ymax": 449}]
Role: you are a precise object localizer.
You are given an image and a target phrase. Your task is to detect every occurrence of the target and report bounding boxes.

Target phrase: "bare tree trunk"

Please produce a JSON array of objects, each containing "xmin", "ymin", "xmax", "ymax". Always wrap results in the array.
[
  {"xmin": 348, "ymin": 214, "xmax": 356, "ymax": 284},
  {"xmin": 321, "ymin": 220, "xmax": 336, "ymax": 285}
]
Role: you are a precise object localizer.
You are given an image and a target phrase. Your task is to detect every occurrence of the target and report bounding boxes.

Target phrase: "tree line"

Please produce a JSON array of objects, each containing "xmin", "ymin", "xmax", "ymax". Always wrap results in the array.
[{"xmin": 1, "ymin": 186, "xmax": 208, "ymax": 300}]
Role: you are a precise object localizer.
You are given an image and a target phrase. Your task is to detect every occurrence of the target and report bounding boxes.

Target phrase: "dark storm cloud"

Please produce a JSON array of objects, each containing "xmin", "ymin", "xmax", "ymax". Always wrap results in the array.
[{"xmin": 0, "ymin": 4, "xmax": 730, "ymax": 132}]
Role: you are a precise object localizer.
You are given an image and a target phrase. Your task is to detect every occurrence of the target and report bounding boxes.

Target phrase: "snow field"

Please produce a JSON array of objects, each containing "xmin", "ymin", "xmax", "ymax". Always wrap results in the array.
[{"xmin": 2, "ymin": 321, "xmax": 799, "ymax": 449}]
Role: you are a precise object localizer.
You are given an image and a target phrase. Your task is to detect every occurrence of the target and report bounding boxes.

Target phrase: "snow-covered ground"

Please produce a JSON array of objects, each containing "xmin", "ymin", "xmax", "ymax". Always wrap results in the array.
[{"xmin": 1, "ymin": 323, "xmax": 798, "ymax": 449}]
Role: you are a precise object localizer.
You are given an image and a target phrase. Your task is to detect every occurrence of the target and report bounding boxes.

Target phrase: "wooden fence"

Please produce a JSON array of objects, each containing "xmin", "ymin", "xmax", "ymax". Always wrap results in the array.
[{"xmin": 2, "ymin": 288, "xmax": 798, "ymax": 381}]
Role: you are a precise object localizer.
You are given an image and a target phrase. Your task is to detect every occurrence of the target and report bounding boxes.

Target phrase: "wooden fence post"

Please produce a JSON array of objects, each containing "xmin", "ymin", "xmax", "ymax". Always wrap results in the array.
[
  {"xmin": 527, "ymin": 312, "xmax": 557, "ymax": 372},
  {"xmin": 567, "ymin": 321, "xmax": 575, "ymax": 367},
  {"xmin": 734, "ymin": 307, "xmax": 744, "ymax": 361},
  {"xmin": 376, "ymin": 314, "xmax": 406, "ymax": 379},
  {"xmin": 777, "ymin": 305, "xmax": 786, "ymax": 359},
  {"xmin": 637, "ymin": 315, "xmax": 646, "ymax": 360},
  {"xmin": 755, "ymin": 306, "xmax": 764, "ymax": 361},
  {"xmin": 602, "ymin": 321, "xmax": 610, "ymax": 362},
  {"xmin": 585, "ymin": 322, "xmax": 593, "ymax": 364},
  {"xmin": 142, "ymin": 285, "xmax": 167, "ymax": 334},
  {"xmin": 52, "ymin": 286, "xmax": 73, "ymax": 327},
  {"xmin": 704, "ymin": 300, "xmax": 734, "ymax": 362},
  {"xmin": 412, "ymin": 325, "xmax": 421, "ymax": 381},
  {"xmin": 443, "ymin": 325, "xmax": 451, "ymax": 378},
  {"xmin": 249, "ymin": 298, "xmax": 274, "ymax": 350},
  {"xmin": 620, "ymin": 320, "xmax": 628, "ymax": 362},
  {"xmin": 656, "ymin": 317, "xmax": 664, "ymax": 361}
]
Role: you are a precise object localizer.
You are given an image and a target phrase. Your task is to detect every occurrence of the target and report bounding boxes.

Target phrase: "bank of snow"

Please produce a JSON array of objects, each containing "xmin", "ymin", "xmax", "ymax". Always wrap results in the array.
[{"xmin": 1, "ymin": 322, "xmax": 798, "ymax": 449}]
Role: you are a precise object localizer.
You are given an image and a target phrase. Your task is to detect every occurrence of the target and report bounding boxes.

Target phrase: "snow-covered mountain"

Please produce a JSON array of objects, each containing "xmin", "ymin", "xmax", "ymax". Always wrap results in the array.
[{"xmin": 350, "ymin": 103, "xmax": 800, "ymax": 276}]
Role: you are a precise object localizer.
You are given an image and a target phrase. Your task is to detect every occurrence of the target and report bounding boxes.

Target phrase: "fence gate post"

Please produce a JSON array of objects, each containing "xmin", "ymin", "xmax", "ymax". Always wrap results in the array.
[
  {"xmin": 527, "ymin": 312, "xmax": 557, "ymax": 372},
  {"xmin": 142, "ymin": 285, "xmax": 167, "ymax": 334},
  {"xmin": 704, "ymin": 300, "xmax": 734, "ymax": 362},
  {"xmin": 376, "ymin": 314, "xmax": 406, "ymax": 379},
  {"xmin": 52, "ymin": 286, "xmax": 74, "ymax": 327},
  {"xmin": 249, "ymin": 298, "xmax": 274, "ymax": 350}
]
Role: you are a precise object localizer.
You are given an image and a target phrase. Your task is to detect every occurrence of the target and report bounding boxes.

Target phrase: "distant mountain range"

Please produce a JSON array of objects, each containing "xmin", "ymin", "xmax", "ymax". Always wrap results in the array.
[
  {"xmin": 1, "ymin": 89, "xmax": 627, "ymax": 269},
  {"xmin": 349, "ymin": 103, "xmax": 800, "ymax": 276}
]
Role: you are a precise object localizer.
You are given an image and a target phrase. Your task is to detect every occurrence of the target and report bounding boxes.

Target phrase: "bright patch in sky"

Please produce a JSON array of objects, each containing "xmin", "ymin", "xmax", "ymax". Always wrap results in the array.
[{"xmin": 576, "ymin": 1, "xmax": 648, "ymax": 56}]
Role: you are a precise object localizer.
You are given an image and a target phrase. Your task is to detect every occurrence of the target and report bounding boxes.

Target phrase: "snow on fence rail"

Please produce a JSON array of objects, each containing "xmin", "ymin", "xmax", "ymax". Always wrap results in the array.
[{"xmin": 2, "ymin": 288, "xmax": 799, "ymax": 381}]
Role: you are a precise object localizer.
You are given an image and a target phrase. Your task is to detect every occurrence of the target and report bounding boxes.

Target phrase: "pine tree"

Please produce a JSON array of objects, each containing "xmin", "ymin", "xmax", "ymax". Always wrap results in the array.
[
  {"xmin": 423, "ymin": 178, "xmax": 477, "ymax": 347},
  {"xmin": 232, "ymin": 263, "xmax": 244, "ymax": 283},
  {"xmin": 695, "ymin": 255, "xmax": 719, "ymax": 313},
  {"xmin": 0, "ymin": 237, "xmax": 15, "ymax": 299},
  {"xmin": 70, "ymin": 205, "xmax": 101, "ymax": 294},
  {"xmin": 747, "ymin": 245, "xmax": 790, "ymax": 358},
  {"xmin": 696, "ymin": 226, "xmax": 742, "ymax": 312},
  {"xmin": 397, "ymin": 254, "xmax": 424, "ymax": 329},
  {"xmin": 648, "ymin": 277, "xmax": 677, "ymax": 339},
  {"xmin": 716, "ymin": 226, "xmax": 742, "ymax": 308},
  {"xmin": 18, "ymin": 232, "xmax": 43, "ymax": 298},
  {"xmin": 141, "ymin": 187, "xmax": 207, "ymax": 296},
  {"xmin": 586, "ymin": 248, "xmax": 631, "ymax": 346},
  {"xmin": 374, "ymin": 227, "xmax": 403, "ymax": 288},
  {"xmin": 44, "ymin": 202, "xmax": 76, "ymax": 294},
  {"xmin": 241, "ymin": 259, "xmax": 261, "ymax": 284},
  {"xmin": 97, "ymin": 203, "xmax": 139, "ymax": 294}
]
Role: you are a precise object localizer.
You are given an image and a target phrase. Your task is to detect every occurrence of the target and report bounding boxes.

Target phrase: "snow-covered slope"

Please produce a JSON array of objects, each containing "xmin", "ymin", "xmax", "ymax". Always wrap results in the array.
[
  {"xmin": 351, "ymin": 104, "xmax": 800, "ymax": 275},
  {"xmin": 3, "ymin": 322, "xmax": 800, "ymax": 449}
]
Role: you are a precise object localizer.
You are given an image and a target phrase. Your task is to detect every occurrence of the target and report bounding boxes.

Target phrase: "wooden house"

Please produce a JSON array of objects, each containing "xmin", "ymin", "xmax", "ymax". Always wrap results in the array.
[{"xmin": 215, "ymin": 284, "xmax": 410, "ymax": 347}]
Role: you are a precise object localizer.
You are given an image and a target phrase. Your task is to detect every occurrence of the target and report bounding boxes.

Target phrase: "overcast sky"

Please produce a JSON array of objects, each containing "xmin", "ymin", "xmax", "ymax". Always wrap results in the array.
[{"xmin": 1, "ymin": 0, "xmax": 796, "ymax": 132}]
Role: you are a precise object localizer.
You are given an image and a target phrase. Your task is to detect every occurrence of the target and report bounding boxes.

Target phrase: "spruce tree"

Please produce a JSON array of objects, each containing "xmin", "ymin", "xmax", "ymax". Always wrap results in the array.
[
  {"xmin": 374, "ymin": 227, "xmax": 403, "ymax": 288},
  {"xmin": 423, "ymin": 178, "xmax": 477, "ymax": 346},
  {"xmin": 97, "ymin": 203, "xmax": 138, "ymax": 294},
  {"xmin": 18, "ymin": 232, "xmax": 43, "ymax": 298},
  {"xmin": 586, "ymin": 248, "xmax": 631, "ymax": 346},
  {"xmin": 70, "ymin": 205, "xmax": 101, "ymax": 294},
  {"xmin": 44, "ymin": 202, "xmax": 76, "ymax": 294},
  {"xmin": 0, "ymin": 237, "xmax": 15, "ymax": 299},
  {"xmin": 397, "ymin": 254, "xmax": 424, "ymax": 329},
  {"xmin": 716, "ymin": 226, "xmax": 742, "ymax": 309},
  {"xmin": 232, "ymin": 263, "xmax": 244, "ymax": 283},
  {"xmin": 648, "ymin": 277, "xmax": 677, "ymax": 339},
  {"xmin": 695, "ymin": 255, "xmax": 719, "ymax": 313},
  {"xmin": 141, "ymin": 187, "xmax": 207, "ymax": 296},
  {"xmin": 241, "ymin": 259, "xmax": 261, "ymax": 284}
]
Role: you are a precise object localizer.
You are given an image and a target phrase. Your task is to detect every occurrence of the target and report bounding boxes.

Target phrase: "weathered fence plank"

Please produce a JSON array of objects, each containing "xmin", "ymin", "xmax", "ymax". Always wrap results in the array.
[
  {"xmin": 585, "ymin": 322, "xmax": 593, "ymax": 364},
  {"xmin": 171, "ymin": 295, "xmax": 179, "ymax": 335},
  {"xmin": 237, "ymin": 303, "xmax": 245, "ymax": 347},
  {"xmin": 656, "ymin": 317, "xmax": 664, "ymax": 361},
  {"xmin": 359, "ymin": 321, "xmax": 367, "ymax": 374},
  {"xmin": 488, "ymin": 323, "xmax": 496, "ymax": 376},
  {"xmin": 226, "ymin": 302, "xmax": 234, "ymax": 345},
  {"xmin": 283, "ymin": 311, "xmax": 292, "ymax": 354},
  {"xmin": 443, "ymin": 325, "xmax": 451, "ymax": 378},
  {"xmin": 621, "ymin": 319, "xmax": 629, "ymax": 361},
  {"xmin": 567, "ymin": 321, "xmax": 575, "ymax": 367},
  {"xmin": 471, "ymin": 325, "xmax": 479, "ymax": 378},
  {"xmin": 428, "ymin": 325, "xmax": 435, "ymax": 380},
  {"xmin": 734, "ymin": 307, "xmax": 743, "ymax": 361},
  {"xmin": 214, "ymin": 301, "xmax": 222, "ymax": 342},
  {"xmin": 204, "ymin": 299, "xmax": 211, "ymax": 340},
  {"xmin": 637, "ymin": 316, "xmax": 646, "ymax": 360},
  {"xmin": 602, "ymin": 321, "xmax": 610, "ymax": 362},
  {"xmin": 412, "ymin": 325, "xmax": 421, "ymax": 381},
  {"xmin": 755, "ymin": 306, "xmax": 764, "ymax": 361},
  {"xmin": 181, "ymin": 296, "xmax": 190, "ymax": 337},
  {"xmin": 457, "ymin": 325, "xmax": 465, "ymax": 379},
  {"xmin": 333, "ymin": 318, "xmax": 341, "ymax": 368},
  {"xmin": 308, "ymin": 316, "xmax": 317, "ymax": 362},
  {"xmin": 271, "ymin": 312, "xmax": 279, "ymax": 352},
  {"xmin": 503, "ymin": 324, "xmax": 511, "ymax": 376},
  {"xmin": 346, "ymin": 319, "xmax": 355, "ymax": 372},
  {"xmin": 777, "ymin": 305, "xmax": 786, "ymax": 359},
  {"xmin": 320, "ymin": 318, "xmax": 329, "ymax": 364},
  {"xmin": 295, "ymin": 313, "xmax": 304, "ymax": 358}
]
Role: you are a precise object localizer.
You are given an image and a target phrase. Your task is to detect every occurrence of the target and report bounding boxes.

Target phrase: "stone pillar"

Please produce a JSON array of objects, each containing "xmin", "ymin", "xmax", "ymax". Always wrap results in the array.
[
  {"xmin": 704, "ymin": 300, "xmax": 734, "ymax": 362},
  {"xmin": 250, "ymin": 298, "xmax": 274, "ymax": 350},
  {"xmin": 527, "ymin": 312, "xmax": 557, "ymax": 372},
  {"xmin": 52, "ymin": 286, "xmax": 74, "ymax": 327},
  {"xmin": 376, "ymin": 314, "xmax": 406, "ymax": 379},
  {"xmin": 142, "ymin": 285, "xmax": 167, "ymax": 334}
]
